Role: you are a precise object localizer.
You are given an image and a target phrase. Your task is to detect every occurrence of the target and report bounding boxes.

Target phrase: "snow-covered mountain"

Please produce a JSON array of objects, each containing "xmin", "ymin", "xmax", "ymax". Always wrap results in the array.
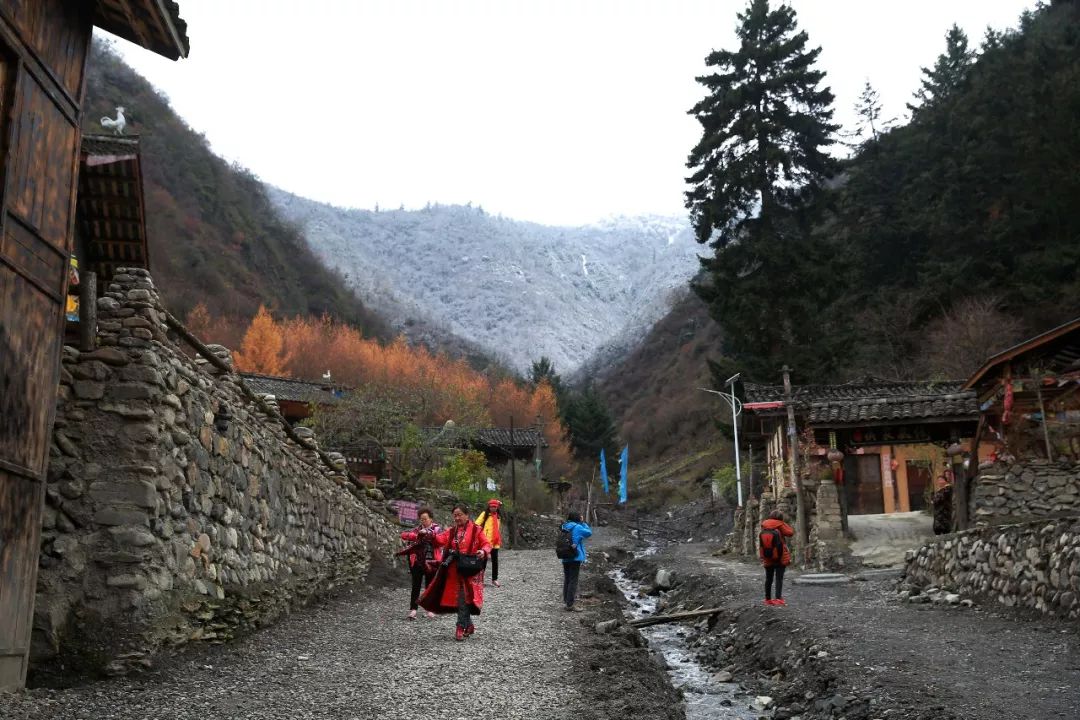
[{"xmin": 271, "ymin": 189, "xmax": 703, "ymax": 372}]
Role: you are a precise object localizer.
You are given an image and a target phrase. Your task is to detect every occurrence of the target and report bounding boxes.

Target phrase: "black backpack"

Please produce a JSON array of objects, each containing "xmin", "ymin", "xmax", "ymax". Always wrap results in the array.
[
  {"xmin": 759, "ymin": 527, "xmax": 784, "ymax": 563},
  {"xmin": 555, "ymin": 527, "xmax": 578, "ymax": 559}
]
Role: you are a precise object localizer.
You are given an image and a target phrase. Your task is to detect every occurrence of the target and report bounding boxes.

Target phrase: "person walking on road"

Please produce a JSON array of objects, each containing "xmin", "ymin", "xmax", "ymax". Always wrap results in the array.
[
  {"xmin": 420, "ymin": 505, "xmax": 492, "ymax": 641},
  {"xmin": 399, "ymin": 507, "xmax": 442, "ymax": 620},
  {"xmin": 760, "ymin": 509, "xmax": 794, "ymax": 606},
  {"xmin": 476, "ymin": 498, "xmax": 503, "ymax": 587},
  {"xmin": 559, "ymin": 511, "xmax": 592, "ymax": 611}
]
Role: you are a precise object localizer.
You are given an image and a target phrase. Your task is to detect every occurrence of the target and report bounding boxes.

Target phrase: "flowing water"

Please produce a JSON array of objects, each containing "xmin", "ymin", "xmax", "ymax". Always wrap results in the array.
[{"xmin": 610, "ymin": 558, "xmax": 762, "ymax": 720}]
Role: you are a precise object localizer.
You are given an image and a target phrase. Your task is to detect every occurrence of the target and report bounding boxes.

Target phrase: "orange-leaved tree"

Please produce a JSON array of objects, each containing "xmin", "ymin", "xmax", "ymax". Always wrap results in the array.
[{"xmin": 233, "ymin": 305, "xmax": 291, "ymax": 376}]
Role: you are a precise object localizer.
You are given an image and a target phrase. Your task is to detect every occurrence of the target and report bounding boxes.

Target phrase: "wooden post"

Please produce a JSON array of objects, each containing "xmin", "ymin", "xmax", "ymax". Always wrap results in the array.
[
  {"xmin": 78, "ymin": 270, "xmax": 97, "ymax": 352},
  {"xmin": 1035, "ymin": 382, "xmax": 1054, "ymax": 462},
  {"xmin": 510, "ymin": 415, "xmax": 517, "ymax": 547},
  {"xmin": 782, "ymin": 366, "xmax": 808, "ymax": 562}
]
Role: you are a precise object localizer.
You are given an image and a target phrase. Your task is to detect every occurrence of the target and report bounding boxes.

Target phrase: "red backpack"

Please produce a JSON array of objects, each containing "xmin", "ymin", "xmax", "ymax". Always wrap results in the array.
[{"xmin": 759, "ymin": 527, "xmax": 784, "ymax": 563}]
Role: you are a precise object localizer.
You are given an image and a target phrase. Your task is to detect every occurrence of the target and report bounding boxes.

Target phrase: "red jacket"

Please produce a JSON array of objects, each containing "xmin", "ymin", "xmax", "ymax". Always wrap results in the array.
[
  {"xmin": 400, "ymin": 524, "xmax": 443, "ymax": 568},
  {"xmin": 759, "ymin": 519, "xmax": 795, "ymax": 567},
  {"xmin": 420, "ymin": 521, "xmax": 493, "ymax": 615}
]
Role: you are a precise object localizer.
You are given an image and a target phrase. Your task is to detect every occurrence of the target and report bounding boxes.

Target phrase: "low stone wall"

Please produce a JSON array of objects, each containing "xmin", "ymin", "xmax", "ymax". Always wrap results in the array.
[
  {"xmin": 34, "ymin": 268, "xmax": 400, "ymax": 678},
  {"xmin": 972, "ymin": 460, "xmax": 1080, "ymax": 525},
  {"xmin": 903, "ymin": 517, "xmax": 1080, "ymax": 619}
]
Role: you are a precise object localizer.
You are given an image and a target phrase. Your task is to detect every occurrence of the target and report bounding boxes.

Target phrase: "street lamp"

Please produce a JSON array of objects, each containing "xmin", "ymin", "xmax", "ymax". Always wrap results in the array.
[{"xmin": 699, "ymin": 375, "xmax": 744, "ymax": 507}]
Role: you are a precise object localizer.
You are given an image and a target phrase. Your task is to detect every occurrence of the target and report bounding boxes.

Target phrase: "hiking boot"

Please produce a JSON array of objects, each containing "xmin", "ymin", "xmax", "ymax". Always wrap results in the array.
[
  {"xmin": 464, "ymin": 624, "xmax": 475, "ymax": 636},
  {"xmin": 455, "ymin": 625, "xmax": 465, "ymax": 641},
  {"xmin": 764, "ymin": 599, "xmax": 777, "ymax": 606},
  {"xmin": 407, "ymin": 609, "xmax": 417, "ymax": 620},
  {"xmin": 774, "ymin": 598, "xmax": 787, "ymax": 606}
]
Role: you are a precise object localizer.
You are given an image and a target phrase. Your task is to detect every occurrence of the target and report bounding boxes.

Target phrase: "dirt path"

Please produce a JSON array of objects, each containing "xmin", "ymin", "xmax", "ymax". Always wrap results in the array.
[
  {"xmin": 647, "ymin": 544, "xmax": 1080, "ymax": 719},
  {"xmin": 0, "ymin": 549, "xmax": 680, "ymax": 720}
]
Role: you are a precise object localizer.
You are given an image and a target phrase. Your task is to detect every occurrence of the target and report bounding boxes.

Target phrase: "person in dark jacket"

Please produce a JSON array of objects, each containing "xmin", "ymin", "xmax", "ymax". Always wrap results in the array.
[
  {"xmin": 400, "ymin": 507, "xmax": 442, "ymax": 620},
  {"xmin": 932, "ymin": 475, "xmax": 954, "ymax": 535},
  {"xmin": 560, "ymin": 511, "xmax": 593, "ymax": 611},
  {"xmin": 759, "ymin": 510, "xmax": 795, "ymax": 606}
]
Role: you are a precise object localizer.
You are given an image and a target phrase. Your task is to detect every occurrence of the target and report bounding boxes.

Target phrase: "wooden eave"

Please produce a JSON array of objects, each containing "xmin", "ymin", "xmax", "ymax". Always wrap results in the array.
[
  {"xmin": 964, "ymin": 316, "xmax": 1080, "ymax": 391},
  {"xmin": 92, "ymin": 0, "xmax": 189, "ymax": 60}
]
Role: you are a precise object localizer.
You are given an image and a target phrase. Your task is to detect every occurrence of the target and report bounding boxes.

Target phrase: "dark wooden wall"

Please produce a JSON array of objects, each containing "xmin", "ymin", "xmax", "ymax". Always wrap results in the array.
[{"xmin": 0, "ymin": 0, "xmax": 92, "ymax": 691}]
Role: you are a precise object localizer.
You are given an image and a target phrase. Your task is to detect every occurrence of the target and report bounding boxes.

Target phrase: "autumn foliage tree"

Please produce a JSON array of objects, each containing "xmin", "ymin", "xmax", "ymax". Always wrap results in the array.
[{"xmin": 232, "ymin": 305, "xmax": 291, "ymax": 376}]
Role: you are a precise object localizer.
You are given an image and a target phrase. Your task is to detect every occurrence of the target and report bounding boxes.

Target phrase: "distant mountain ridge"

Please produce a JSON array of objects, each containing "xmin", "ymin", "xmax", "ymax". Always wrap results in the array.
[{"xmin": 271, "ymin": 190, "xmax": 703, "ymax": 372}]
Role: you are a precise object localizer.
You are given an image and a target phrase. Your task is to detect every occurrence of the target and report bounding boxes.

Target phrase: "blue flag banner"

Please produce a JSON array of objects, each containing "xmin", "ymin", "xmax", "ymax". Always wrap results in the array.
[
  {"xmin": 618, "ymin": 445, "xmax": 629, "ymax": 504},
  {"xmin": 600, "ymin": 449, "xmax": 609, "ymax": 494}
]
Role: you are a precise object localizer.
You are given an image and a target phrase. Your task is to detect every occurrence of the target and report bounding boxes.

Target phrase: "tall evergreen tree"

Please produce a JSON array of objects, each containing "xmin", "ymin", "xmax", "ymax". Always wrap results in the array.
[
  {"xmin": 852, "ymin": 79, "xmax": 893, "ymax": 145},
  {"xmin": 908, "ymin": 24, "xmax": 975, "ymax": 115},
  {"xmin": 561, "ymin": 388, "xmax": 618, "ymax": 462},
  {"xmin": 685, "ymin": 0, "xmax": 839, "ymax": 380}
]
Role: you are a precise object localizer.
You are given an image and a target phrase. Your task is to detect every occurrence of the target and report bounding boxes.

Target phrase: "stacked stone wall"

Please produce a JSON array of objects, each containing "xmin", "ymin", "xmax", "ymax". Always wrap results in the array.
[
  {"xmin": 35, "ymin": 268, "xmax": 400, "ymax": 677},
  {"xmin": 971, "ymin": 460, "xmax": 1080, "ymax": 525},
  {"xmin": 903, "ymin": 517, "xmax": 1080, "ymax": 619}
]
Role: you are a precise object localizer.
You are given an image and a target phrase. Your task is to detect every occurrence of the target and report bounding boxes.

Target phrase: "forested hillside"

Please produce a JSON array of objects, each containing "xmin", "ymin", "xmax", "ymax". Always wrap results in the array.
[
  {"xmin": 81, "ymin": 41, "xmax": 388, "ymax": 339},
  {"xmin": 595, "ymin": 0, "xmax": 1080, "ymax": 472},
  {"xmin": 689, "ymin": 0, "xmax": 1080, "ymax": 384}
]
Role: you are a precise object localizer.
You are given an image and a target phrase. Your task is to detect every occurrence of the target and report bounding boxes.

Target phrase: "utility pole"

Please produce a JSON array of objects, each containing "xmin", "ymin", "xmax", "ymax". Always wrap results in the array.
[
  {"xmin": 726, "ymin": 373, "xmax": 743, "ymax": 507},
  {"xmin": 782, "ymin": 365, "xmax": 808, "ymax": 562},
  {"xmin": 509, "ymin": 415, "xmax": 517, "ymax": 547},
  {"xmin": 534, "ymin": 413, "xmax": 543, "ymax": 485}
]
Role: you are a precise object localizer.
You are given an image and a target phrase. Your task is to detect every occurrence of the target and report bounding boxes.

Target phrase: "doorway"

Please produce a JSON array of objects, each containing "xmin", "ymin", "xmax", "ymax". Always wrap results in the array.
[
  {"xmin": 905, "ymin": 461, "xmax": 932, "ymax": 511},
  {"xmin": 843, "ymin": 453, "xmax": 885, "ymax": 514}
]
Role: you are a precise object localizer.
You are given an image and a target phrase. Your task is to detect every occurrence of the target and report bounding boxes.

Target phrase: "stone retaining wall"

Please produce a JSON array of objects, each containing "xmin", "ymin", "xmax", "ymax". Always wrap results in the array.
[
  {"xmin": 903, "ymin": 517, "xmax": 1080, "ymax": 619},
  {"xmin": 34, "ymin": 268, "xmax": 400, "ymax": 678},
  {"xmin": 971, "ymin": 460, "xmax": 1080, "ymax": 525}
]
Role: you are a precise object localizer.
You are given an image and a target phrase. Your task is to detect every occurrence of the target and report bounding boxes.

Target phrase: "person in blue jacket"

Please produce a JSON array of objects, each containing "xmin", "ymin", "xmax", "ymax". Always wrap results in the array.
[{"xmin": 560, "ymin": 511, "xmax": 593, "ymax": 611}]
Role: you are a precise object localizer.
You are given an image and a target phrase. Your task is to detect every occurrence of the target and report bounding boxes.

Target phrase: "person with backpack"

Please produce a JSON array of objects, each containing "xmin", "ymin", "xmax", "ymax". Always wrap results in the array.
[
  {"xmin": 420, "ymin": 504, "xmax": 492, "ymax": 641},
  {"xmin": 557, "ymin": 511, "xmax": 593, "ymax": 611},
  {"xmin": 399, "ymin": 507, "xmax": 442, "ymax": 620},
  {"xmin": 475, "ymin": 498, "xmax": 503, "ymax": 587},
  {"xmin": 759, "ymin": 509, "xmax": 795, "ymax": 606}
]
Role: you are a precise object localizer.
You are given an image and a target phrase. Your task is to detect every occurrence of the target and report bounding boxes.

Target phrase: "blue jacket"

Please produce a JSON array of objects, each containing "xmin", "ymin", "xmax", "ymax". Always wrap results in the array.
[{"xmin": 560, "ymin": 521, "xmax": 593, "ymax": 563}]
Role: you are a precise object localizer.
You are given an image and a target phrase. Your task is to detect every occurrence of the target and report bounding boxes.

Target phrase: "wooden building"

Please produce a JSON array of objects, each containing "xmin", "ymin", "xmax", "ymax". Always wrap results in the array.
[
  {"xmin": 964, "ymin": 316, "xmax": 1080, "ymax": 463},
  {"xmin": 239, "ymin": 372, "xmax": 344, "ymax": 425},
  {"xmin": 744, "ymin": 379, "xmax": 979, "ymax": 515},
  {"xmin": 0, "ymin": 0, "xmax": 188, "ymax": 690}
]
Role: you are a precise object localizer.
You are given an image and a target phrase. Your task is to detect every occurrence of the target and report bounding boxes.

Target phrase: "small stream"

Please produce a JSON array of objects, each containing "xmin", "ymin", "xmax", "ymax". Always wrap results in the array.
[{"xmin": 610, "ymin": 552, "xmax": 761, "ymax": 720}]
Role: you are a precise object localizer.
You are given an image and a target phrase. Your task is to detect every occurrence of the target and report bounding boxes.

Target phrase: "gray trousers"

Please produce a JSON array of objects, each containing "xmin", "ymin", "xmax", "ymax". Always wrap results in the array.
[{"xmin": 456, "ymin": 583, "xmax": 473, "ymax": 628}]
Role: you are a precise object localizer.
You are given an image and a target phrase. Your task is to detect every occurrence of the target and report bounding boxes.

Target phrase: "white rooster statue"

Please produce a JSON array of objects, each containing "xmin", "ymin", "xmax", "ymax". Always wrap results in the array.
[{"xmin": 100, "ymin": 106, "xmax": 126, "ymax": 135}]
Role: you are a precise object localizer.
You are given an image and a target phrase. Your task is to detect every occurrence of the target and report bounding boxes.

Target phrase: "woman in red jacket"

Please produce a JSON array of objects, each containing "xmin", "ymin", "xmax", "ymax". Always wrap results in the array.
[
  {"xmin": 400, "ymin": 507, "xmax": 442, "ymax": 620},
  {"xmin": 420, "ymin": 504, "xmax": 492, "ymax": 640},
  {"xmin": 759, "ymin": 510, "xmax": 795, "ymax": 606}
]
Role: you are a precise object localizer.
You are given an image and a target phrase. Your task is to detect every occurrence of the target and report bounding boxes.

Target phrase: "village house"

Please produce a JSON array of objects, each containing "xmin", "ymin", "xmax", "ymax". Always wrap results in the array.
[
  {"xmin": 0, "ymin": 0, "xmax": 189, "ymax": 690},
  {"xmin": 743, "ymin": 376, "xmax": 980, "ymax": 516},
  {"xmin": 959, "ymin": 316, "xmax": 1080, "ymax": 527}
]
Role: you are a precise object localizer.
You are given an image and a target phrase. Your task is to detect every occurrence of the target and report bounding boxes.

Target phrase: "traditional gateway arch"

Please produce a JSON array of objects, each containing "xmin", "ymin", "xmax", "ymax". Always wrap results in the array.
[{"xmin": 0, "ymin": 0, "xmax": 188, "ymax": 690}]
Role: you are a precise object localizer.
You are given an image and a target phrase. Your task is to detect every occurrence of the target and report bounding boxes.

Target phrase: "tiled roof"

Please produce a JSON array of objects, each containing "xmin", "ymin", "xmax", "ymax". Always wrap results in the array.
[
  {"xmin": 239, "ymin": 373, "xmax": 342, "ymax": 405},
  {"xmin": 416, "ymin": 426, "xmax": 547, "ymax": 449},
  {"xmin": 744, "ymin": 378, "xmax": 978, "ymax": 424},
  {"xmin": 93, "ymin": 0, "xmax": 190, "ymax": 60},
  {"xmin": 82, "ymin": 134, "xmax": 140, "ymax": 158}
]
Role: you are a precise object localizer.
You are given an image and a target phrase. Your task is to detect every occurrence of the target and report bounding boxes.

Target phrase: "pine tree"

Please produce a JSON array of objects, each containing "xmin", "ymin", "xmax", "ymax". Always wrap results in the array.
[
  {"xmin": 685, "ymin": 0, "xmax": 837, "ymax": 248},
  {"xmin": 529, "ymin": 356, "xmax": 564, "ymax": 408},
  {"xmin": 853, "ymin": 79, "xmax": 893, "ymax": 145},
  {"xmin": 684, "ymin": 0, "xmax": 838, "ymax": 379},
  {"xmin": 908, "ymin": 24, "xmax": 975, "ymax": 115},
  {"xmin": 561, "ymin": 388, "xmax": 618, "ymax": 461}
]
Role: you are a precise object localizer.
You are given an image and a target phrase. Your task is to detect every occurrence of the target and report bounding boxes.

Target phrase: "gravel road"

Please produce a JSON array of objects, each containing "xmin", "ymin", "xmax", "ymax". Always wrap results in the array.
[{"xmin": 0, "ymin": 550, "xmax": 617, "ymax": 720}]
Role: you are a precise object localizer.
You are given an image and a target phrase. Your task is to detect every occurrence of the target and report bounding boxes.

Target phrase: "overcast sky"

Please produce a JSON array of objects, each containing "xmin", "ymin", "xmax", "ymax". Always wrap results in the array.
[{"xmin": 102, "ymin": 0, "xmax": 1037, "ymax": 226}]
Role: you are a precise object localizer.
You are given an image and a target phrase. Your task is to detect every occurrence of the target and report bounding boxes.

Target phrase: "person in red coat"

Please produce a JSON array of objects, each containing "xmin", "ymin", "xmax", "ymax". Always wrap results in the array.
[
  {"xmin": 759, "ymin": 510, "xmax": 795, "ymax": 606},
  {"xmin": 400, "ymin": 507, "xmax": 442, "ymax": 620},
  {"xmin": 420, "ymin": 504, "xmax": 492, "ymax": 640}
]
